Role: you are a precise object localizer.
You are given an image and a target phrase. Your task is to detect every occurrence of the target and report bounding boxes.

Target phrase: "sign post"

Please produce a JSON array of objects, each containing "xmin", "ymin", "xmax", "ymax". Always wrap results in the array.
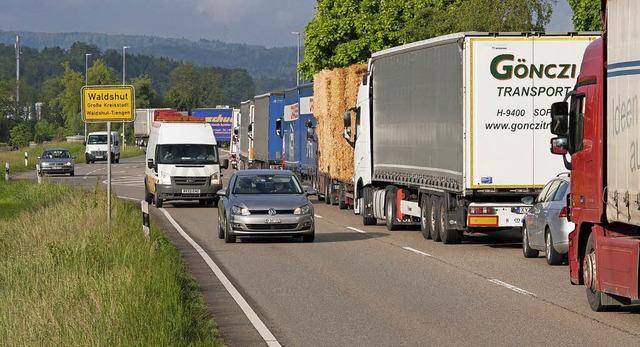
[{"xmin": 82, "ymin": 85, "xmax": 135, "ymax": 229}]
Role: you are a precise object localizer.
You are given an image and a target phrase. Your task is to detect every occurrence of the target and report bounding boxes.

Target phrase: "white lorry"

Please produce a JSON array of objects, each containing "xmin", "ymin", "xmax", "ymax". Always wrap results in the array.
[
  {"xmin": 84, "ymin": 131, "xmax": 120, "ymax": 164},
  {"xmin": 345, "ymin": 32, "xmax": 597, "ymax": 243},
  {"xmin": 144, "ymin": 117, "xmax": 228, "ymax": 208}
]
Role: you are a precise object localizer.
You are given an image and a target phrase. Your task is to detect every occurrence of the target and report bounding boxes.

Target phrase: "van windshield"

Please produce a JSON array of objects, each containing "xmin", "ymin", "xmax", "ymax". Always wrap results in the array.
[
  {"xmin": 87, "ymin": 135, "xmax": 108, "ymax": 144},
  {"xmin": 157, "ymin": 144, "xmax": 219, "ymax": 165}
]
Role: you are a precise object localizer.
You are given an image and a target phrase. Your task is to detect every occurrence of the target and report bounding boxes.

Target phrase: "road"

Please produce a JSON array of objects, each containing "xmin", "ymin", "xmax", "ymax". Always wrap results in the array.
[{"xmin": 14, "ymin": 155, "xmax": 640, "ymax": 346}]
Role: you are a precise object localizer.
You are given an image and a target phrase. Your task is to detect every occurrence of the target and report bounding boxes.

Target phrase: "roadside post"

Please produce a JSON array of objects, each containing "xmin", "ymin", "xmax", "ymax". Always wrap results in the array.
[
  {"xmin": 36, "ymin": 164, "xmax": 42, "ymax": 184},
  {"xmin": 4, "ymin": 163, "xmax": 8, "ymax": 181},
  {"xmin": 24, "ymin": 151, "xmax": 28, "ymax": 166},
  {"xmin": 82, "ymin": 85, "xmax": 135, "ymax": 230},
  {"xmin": 141, "ymin": 200, "xmax": 150, "ymax": 240}
]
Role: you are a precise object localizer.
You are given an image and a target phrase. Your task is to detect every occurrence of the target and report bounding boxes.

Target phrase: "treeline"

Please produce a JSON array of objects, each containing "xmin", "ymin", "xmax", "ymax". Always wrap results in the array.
[{"xmin": 0, "ymin": 41, "xmax": 257, "ymax": 146}]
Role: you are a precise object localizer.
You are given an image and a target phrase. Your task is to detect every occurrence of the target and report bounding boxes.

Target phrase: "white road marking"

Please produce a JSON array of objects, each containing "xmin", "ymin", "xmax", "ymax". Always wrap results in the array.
[
  {"xmin": 403, "ymin": 247, "xmax": 432, "ymax": 257},
  {"xmin": 347, "ymin": 227, "xmax": 366, "ymax": 234},
  {"xmin": 159, "ymin": 208, "xmax": 281, "ymax": 347},
  {"xmin": 489, "ymin": 279, "xmax": 537, "ymax": 297},
  {"xmin": 314, "ymin": 214, "xmax": 323, "ymax": 219}
]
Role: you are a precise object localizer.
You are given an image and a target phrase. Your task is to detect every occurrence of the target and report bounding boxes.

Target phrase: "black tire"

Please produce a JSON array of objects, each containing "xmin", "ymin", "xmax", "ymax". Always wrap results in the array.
[
  {"xmin": 385, "ymin": 186, "xmax": 401, "ymax": 231},
  {"xmin": 302, "ymin": 233, "xmax": 315, "ymax": 242},
  {"xmin": 91, "ymin": 160, "xmax": 95, "ymax": 164},
  {"xmin": 317, "ymin": 180, "xmax": 325, "ymax": 202},
  {"xmin": 70, "ymin": 170, "xmax": 74, "ymax": 177},
  {"xmin": 85, "ymin": 159, "xmax": 90, "ymax": 164},
  {"xmin": 522, "ymin": 224, "xmax": 539, "ymax": 258},
  {"xmin": 339, "ymin": 185, "xmax": 348, "ymax": 210},
  {"xmin": 439, "ymin": 197, "xmax": 462, "ymax": 244},
  {"xmin": 362, "ymin": 186, "xmax": 377, "ymax": 226},
  {"xmin": 217, "ymin": 215, "xmax": 225, "ymax": 239},
  {"xmin": 584, "ymin": 233, "xmax": 615, "ymax": 312},
  {"xmin": 144, "ymin": 181, "xmax": 153, "ymax": 204},
  {"xmin": 324, "ymin": 183, "xmax": 331, "ymax": 205},
  {"xmin": 224, "ymin": 221, "xmax": 236, "ymax": 243},
  {"xmin": 545, "ymin": 229, "xmax": 563, "ymax": 265},
  {"xmin": 115, "ymin": 157, "xmax": 119, "ymax": 164},
  {"xmin": 155, "ymin": 196, "xmax": 163, "ymax": 208},
  {"xmin": 429, "ymin": 196, "xmax": 442, "ymax": 242},
  {"xmin": 420, "ymin": 196, "xmax": 432, "ymax": 239},
  {"xmin": 110, "ymin": 154, "xmax": 115, "ymax": 163}
]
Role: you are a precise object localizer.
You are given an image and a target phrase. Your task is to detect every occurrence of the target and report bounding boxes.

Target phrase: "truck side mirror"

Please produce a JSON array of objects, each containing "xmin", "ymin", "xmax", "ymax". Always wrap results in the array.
[
  {"xmin": 275, "ymin": 117, "xmax": 283, "ymax": 138},
  {"xmin": 343, "ymin": 110, "xmax": 352, "ymax": 140},
  {"xmin": 550, "ymin": 137, "xmax": 568, "ymax": 155},
  {"xmin": 233, "ymin": 127, "xmax": 239, "ymax": 136},
  {"xmin": 550, "ymin": 101, "xmax": 569, "ymax": 136},
  {"xmin": 147, "ymin": 158, "xmax": 155, "ymax": 170}
]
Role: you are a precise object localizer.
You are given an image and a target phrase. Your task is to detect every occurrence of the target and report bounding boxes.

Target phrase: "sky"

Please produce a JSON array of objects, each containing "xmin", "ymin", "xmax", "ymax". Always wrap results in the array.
[{"xmin": 0, "ymin": 0, "xmax": 572, "ymax": 48}]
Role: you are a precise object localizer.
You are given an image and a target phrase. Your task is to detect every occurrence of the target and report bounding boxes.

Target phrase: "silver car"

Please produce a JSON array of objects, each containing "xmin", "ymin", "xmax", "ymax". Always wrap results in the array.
[
  {"xmin": 217, "ymin": 169, "xmax": 315, "ymax": 243},
  {"xmin": 521, "ymin": 173, "xmax": 574, "ymax": 265},
  {"xmin": 38, "ymin": 148, "xmax": 75, "ymax": 176}
]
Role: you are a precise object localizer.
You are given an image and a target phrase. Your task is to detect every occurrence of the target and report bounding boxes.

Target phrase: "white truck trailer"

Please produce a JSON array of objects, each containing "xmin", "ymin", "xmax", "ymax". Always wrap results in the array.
[{"xmin": 345, "ymin": 32, "xmax": 597, "ymax": 243}]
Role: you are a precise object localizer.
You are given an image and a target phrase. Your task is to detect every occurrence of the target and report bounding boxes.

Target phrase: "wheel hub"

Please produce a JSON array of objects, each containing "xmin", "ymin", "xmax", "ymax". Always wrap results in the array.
[{"xmin": 583, "ymin": 251, "xmax": 596, "ymax": 289}]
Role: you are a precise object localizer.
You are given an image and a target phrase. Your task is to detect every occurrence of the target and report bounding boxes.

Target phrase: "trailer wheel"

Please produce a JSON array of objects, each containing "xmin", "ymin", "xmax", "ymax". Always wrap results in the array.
[
  {"xmin": 362, "ymin": 186, "xmax": 377, "ymax": 226},
  {"xmin": 584, "ymin": 233, "xmax": 614, "ymax": 312},
  {"xmin": 439, "ymin": 197, "xmax": 462, "ymax": 244},
  {"xmin": 339, "ymin": 185, "xmax": 348, "ymax": 210},
  {"xmin": 385, "ymin": 186, "xmax": 401, "ymax": 231},
  {"xmin": 324, "ymin": 183, "xmax": 331, "ymax": 205},
  {"xmin": 429, "ymin": 196, "xmax": 442, "ymax": 242},
  {"xmin": 419, "ymin": 196, "xmax": 432, "ymax": 239}
]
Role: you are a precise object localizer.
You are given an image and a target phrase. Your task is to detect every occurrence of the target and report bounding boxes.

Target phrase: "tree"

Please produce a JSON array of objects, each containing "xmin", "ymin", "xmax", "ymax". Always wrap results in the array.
[
  {"xmin": 87, "ymin": 59, "xmax": 120, "ymax": 86},
  {"xmin": 56, "ymin": 62, "xmax": 84, "ymax": 135},
  {"xmin": 165, "ymin": 63, "xmax": 221, "ymax": 112},
  {"xmin": 131, "ymin": 75, "xmax": 154, "ymax": 108},
  {"xmin": 568, "ymin": 0, "xmax": 603, "ymax": 31},
  {"xmin": 301, "ymin": 0, "xmax": 557, "ymax": 77},
  {"xmin": 9, "ymin": 122, "xmax": 33, "ymax": 147}
]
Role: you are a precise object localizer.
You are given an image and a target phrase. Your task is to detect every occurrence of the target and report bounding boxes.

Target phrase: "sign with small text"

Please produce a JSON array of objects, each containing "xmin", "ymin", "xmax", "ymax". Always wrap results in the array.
[{"xmin": 82, "ymin": 85, "xmax": 135, "ymax": 122}]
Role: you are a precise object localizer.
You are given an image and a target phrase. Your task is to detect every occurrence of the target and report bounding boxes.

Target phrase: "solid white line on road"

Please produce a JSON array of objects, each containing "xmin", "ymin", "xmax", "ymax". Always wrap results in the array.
[
  {"xmin": 489, "ymin": 279, "xmax": 537, "ymax": 297},
  {"xmin": 347, "ymin": 227, "xmax": 366, "ymax": 234},
  {"xmin": 159, "ymin": 208, "xmax": 281, "ymax": 347},
  {"xmin": 315, "ymin": 214, "xmax": 324, "ymax": 219},
  {"xmin": 403, "ymin": 247, "xmax": 432, "ymax": 257}
]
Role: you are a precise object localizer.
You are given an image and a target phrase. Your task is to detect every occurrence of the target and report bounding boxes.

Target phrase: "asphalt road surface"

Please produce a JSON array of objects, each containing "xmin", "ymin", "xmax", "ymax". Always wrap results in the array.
[{"xmin": 13, "ymin": 154, "xmax": 640, "ymax": 346}]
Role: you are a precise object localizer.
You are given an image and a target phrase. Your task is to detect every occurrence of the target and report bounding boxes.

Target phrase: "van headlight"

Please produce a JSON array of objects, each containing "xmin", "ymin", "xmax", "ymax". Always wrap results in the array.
[
  {"xmin": 231, "ymin": 205, "xmax": 250, "ymax": 216},
  {"xmin": 210, "ymin": 172, "xmax": 221, "ymax": 185},
  {"xmin": 294, "ymin": 204, "xmax": 311, "ymax": 215}
]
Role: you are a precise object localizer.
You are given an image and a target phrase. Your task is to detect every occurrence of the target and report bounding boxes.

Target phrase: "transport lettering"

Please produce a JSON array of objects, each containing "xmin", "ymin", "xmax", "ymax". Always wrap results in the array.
[{"xmin": 490, "ymin": 54, "xmax": 577, "ymax": 80}]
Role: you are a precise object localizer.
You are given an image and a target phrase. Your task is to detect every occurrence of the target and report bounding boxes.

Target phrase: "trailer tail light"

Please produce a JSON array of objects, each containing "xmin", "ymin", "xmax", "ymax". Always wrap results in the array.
[
  {"xmin": 468, "ymin": 206, "xmax": 495, "ymax": 215},
  {"xmin": 559, "ymin": 206, "xmax": 568, "ymax": 218}
]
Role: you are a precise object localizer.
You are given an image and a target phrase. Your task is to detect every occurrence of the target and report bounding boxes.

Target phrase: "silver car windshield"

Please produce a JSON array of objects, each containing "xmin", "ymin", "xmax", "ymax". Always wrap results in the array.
[
  {"xmin": 42, "ymin": 150, "xmax": 71, "ymax": 159},
  {"xmin": 233, "ymin": 174, "xmax": 302, "ymax": 194}
]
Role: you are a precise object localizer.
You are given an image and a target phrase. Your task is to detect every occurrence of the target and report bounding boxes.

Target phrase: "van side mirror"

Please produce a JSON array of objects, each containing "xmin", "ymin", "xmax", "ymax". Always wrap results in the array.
[
  {"xmin": 275, "ymin": 117, "xmax": 282, "ymax": 138},
  {"xmin": 147, "ymin": 158, "xmax": 155, "ymax": 170},
  {"xmin": 221, "ymin": 158, "xmax": 229, "ymax": 170},
  {"xmin": 550, "ymin": 101, "xmax": 569, "ymax": 136}
]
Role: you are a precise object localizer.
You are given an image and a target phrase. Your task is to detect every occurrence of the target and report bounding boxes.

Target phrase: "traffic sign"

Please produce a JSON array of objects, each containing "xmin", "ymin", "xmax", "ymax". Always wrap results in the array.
[{"xmin": 82, "ymin": 85, "xmax": 135, "ymax": 122}]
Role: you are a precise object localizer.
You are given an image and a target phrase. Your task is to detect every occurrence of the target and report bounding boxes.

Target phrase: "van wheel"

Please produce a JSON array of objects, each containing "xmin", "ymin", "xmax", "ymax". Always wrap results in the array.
[
  {"xmin": 155, "ymin": 196, "xmax": 163, "ymax": 208},
  {"xmin": 144, "ymin": 181, "xmax": 153, "ymax": 204},
  {"xmin": 115, "ymin": 158, "xmax": 119, "ymax": 164}
]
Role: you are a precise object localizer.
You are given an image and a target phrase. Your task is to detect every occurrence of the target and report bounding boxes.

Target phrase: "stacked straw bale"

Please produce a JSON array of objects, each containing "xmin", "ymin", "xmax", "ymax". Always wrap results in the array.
[{"xmin": 313, "ymin": 63, "xmax": 368, "ymax": 182}]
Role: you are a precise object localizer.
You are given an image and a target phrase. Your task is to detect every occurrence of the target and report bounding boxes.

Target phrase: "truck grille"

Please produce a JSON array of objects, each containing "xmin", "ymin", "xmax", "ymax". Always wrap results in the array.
[{"xmin": 174, "ymin": 176, "xmax": 208, "ymax": 186}]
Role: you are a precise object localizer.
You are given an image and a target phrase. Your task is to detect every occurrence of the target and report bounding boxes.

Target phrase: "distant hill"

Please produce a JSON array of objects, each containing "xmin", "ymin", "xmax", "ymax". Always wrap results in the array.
[{"xmin": 0, "ymin": 30, "xmax": 299, "ymax": 94}]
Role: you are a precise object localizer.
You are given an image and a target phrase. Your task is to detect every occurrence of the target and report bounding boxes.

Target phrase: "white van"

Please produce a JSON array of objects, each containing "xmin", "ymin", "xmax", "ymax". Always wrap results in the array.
[
  {"xmin": 84, "ymin": 131, "xmax": 120, "ymax": 164},
  {"xmin": 145, "ymin": 120, "xmax": 229, "ymax": 208}
]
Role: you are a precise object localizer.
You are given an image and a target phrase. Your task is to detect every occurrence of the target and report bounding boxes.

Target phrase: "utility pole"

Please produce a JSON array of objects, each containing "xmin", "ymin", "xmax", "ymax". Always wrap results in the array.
[
  {"xmin": 122, "ymin": 46, "xmax": 130, "ymax": 151},
  {"xmin": 85, "ymin": 53, "xmax": 92, "ymax": 141},
  {"xmin": 15, "ymin": 36, "xmax": 20, "ymax": 118},
  {"xmin": 291, "ymin": 32, "xmax": 300, "ymax": 87}
]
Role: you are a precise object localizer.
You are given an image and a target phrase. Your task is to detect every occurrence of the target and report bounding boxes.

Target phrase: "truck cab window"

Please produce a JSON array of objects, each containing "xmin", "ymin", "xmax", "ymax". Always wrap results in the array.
[{"xmin": 569, "ymin": 95, "xmax": 585, "ymax": 153}]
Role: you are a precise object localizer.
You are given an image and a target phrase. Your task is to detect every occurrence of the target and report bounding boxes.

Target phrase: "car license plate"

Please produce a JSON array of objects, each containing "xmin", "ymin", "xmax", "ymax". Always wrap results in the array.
[
  {"xmin": 182, "ymin": 189, "xmax": 200, "ymax": 194},
  {"xmin": 265, "ymin": 218, "xmax": 281, "ymax": 224},
  {"xmin": 96, "ymin": 155, "xmax": 103, "ymax": 159}
]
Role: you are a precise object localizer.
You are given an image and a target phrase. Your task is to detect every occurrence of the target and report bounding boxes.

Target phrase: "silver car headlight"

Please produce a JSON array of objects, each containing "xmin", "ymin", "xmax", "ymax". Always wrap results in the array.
[
  {"xmin": 64, "ymin": 161, "xmax": 72, "ymax": 166},
  {"xmin": 231, "ymin": 205, "xmax": 250, "ymax": 216},
  {"xmin": 294, "ymin": 204, "xmax": 311, "ymax": 215},
  {"xmin": 40, "ymin": 162, "xmax": 50, "ymax": 166}
]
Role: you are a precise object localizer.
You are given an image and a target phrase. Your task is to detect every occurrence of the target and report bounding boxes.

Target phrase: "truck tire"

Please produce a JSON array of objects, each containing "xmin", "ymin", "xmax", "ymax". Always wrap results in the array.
[
  {"xmin": 522, "ymin": 224, "xmax": 539, "ymax": 258},
  {"xmin": 385, "ymin": 186, "xmax": 401, "ymax": 231},
  {"xmin": 584, "ymin": 233, "xmax": 616, "ymax": 312},
  {"xmin": 420, "ymin": 195, "xmax": 432, "ymax": 239},
  {"xmin": 324, "ymin": 183, "xmax": 331, "ymax": 205},
  {"xmin": 339, "ymin": 185, "xmax": 348, "ymax": 210},
  {"xmin": 361, "ymin": 186, "xmax": 377, "ymax": 226},
  {"xmin": 545, "ymin": 229, "xmax": 563, "ymax": 265},
  {"xmin": 429, "ymin": 195, "xmax": 442, "ymax": 242},
  {"xmin": 439, "ymin": 197, "xmax": 462, "ymax": 244},
  {"xmin": 317, "ymin": 179, "xmax": 325, "ymax": 202}
]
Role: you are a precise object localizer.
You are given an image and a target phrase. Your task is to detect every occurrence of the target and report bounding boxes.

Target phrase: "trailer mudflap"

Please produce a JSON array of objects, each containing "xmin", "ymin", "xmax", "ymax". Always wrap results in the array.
[{"xmin": 597, "ymin": 235, "xmax": 640, "ymax": 300}]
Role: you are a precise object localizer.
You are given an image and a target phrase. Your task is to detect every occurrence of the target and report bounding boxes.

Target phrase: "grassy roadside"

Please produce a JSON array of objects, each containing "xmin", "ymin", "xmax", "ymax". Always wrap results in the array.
[
  {"xmin": 0, "ymin": 179, "xmax": 224, "ymax": 346},
  {"xmin": 0, "ymin": 141, "xmax": 146, "ymax": 175}
]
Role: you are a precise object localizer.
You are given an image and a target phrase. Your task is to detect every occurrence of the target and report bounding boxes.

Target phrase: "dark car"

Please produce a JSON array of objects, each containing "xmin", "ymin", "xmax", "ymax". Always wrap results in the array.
[
  {"xmin": 38, "ymin": 148, "xmax": 76, "ymax": 176},
  {"xmin": 521, "ymin": 172, "xmax": 574, "ymax": 265},
  {"xmin": 217, "ymin": 169, "xmax": 315, "ymax": 243}
]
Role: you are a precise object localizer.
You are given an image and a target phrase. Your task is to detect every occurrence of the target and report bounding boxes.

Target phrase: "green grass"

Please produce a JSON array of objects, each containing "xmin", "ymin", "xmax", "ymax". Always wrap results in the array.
[
  {"xmin": 0, "ymin": 141, "xmax": 145, "ymax": 175},
  {"xmin": 0, "ymin": 179, "xmax": 224, "ymax": 346}
]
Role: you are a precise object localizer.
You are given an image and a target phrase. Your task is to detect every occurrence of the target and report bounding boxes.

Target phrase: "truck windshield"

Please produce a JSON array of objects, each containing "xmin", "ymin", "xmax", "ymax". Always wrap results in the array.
[
  {"xmin": 157, "ymin": 144, "xmax": 219, "ymax": 165},
  {"xmin": 87, "ymin": 135, "xmax": 108, "ymax": 144}
]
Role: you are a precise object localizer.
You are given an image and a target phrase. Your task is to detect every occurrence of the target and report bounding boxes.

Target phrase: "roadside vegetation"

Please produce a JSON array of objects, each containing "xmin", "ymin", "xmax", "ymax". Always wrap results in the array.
[
  {"xmin": 0, "ymin": 141, "xmax": 145, "ymax": 175},
  {"xmin": 0, "ymin": 179, "xmax": 224, "ymax": 346}
]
